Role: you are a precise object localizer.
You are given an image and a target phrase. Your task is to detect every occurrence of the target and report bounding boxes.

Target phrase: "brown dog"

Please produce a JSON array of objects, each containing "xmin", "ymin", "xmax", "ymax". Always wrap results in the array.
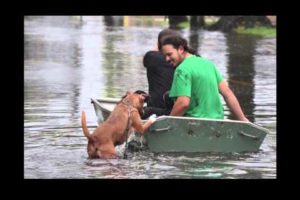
[{"xmin": 81, "ymin": 91, "xmax": 155, "ymax": 159}]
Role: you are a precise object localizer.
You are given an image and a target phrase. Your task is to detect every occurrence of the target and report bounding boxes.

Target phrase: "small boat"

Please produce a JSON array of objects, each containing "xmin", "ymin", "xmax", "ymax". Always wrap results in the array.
[
  {"xmin": 91, "ymin": 98, "xmax": 269, "ymax": 153},
  {"xmin": 91, "ymin": 98, "xmax": 120, "ymax": 124}
]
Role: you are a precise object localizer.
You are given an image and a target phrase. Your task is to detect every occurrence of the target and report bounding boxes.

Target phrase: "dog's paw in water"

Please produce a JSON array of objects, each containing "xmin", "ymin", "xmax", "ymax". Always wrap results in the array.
[
  {"xmin": 127, "ymin": 134, "xmax": 147, "ymax": 152},
  {"xmin": 116, "ymin": 133, "xmax": 146, "ymax": 158}
]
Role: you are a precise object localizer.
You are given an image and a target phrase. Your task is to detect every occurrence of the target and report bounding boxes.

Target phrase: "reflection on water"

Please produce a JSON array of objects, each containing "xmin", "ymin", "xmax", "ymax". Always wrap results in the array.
[
  {"xmin": 24, "ymin": 16, "xmax": 276, "ymax": 179},
  {"xmin": 226, "ymin": 33, "xmax": 257, "ymax": 122}
]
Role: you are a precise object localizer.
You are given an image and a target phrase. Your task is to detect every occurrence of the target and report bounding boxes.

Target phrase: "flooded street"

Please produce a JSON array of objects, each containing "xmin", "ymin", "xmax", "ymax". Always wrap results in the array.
[{"xmin": 24, "ymin": 16, "xmax": 276, "ymax": 179}]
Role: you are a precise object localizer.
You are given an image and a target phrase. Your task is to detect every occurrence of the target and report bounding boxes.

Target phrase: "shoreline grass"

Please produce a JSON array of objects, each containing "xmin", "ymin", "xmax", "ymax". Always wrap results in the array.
[{"xmin": 234, "ymin": 26, "xmax": 276, "ymax": 37}]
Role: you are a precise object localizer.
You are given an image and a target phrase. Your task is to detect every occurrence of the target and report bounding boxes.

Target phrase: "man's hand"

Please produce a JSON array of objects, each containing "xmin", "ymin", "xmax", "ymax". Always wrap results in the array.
[{"xmin": 149, "ymin": 114, "xmax": 157, "ymax": 123}]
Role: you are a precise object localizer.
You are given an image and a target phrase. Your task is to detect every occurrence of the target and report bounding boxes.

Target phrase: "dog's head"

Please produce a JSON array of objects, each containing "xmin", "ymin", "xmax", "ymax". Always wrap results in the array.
[
  {"xmin": 121, "ymin": 90, "xmax": 149, "ymax": 102},
  {"xmin": 121, "ymin": 90, "xmax": 149, "ymax": 115},
  {"xmin": 134, "ymin": 90, "xmax": 150, "ymax": 103},
  {"xmin": 86, "ymin": 139, "xmax": 115, "ymax": 159},
  {"xmin": 86, "ymin": 138, "xmax": 100, "ymax": 158}
]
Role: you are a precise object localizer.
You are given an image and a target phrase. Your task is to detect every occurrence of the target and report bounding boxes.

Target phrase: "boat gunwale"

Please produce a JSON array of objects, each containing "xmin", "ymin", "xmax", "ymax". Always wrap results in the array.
[{"xmin": 92, "ymin": 98, "xmax": 269, "ymax": 134}]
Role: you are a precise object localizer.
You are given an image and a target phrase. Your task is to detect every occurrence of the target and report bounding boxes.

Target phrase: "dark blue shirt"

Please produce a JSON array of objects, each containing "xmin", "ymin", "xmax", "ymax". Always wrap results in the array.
[{"xmin": 143, "ymin": 51, "xmax": 174, "ymax": 108}]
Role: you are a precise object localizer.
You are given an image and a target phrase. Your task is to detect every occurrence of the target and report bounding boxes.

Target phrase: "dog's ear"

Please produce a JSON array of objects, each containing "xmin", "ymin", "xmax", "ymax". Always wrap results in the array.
[
  {"xmin": 142, "ymin": 94, "xmax": 150, "ymax": 103},
  {"xmin": 134, "ymin": 90, "xmax": 150, "ymax": 103},
  {"xmin": 138, "ymin": 95, "xmax": 146, "ymax": 115},
  {"xmin": 138, "ymin": 95, "xmax": 145, "ymax": 103},
  {"xmin": 134, "ymin": 90, "xmax": 146, "ymax": 95}
]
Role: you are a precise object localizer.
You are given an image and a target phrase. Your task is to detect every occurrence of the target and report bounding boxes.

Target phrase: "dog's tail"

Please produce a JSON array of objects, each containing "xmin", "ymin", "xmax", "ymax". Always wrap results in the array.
[{"xmin": 81, "ymin": 111, "xmax": 93, "ymax": 140}]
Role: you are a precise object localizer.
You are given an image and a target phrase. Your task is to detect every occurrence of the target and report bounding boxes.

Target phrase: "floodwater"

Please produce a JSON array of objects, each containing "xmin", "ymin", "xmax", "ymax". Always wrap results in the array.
[{"xmin": 24, "ymin": 16, "xmax": 276, "ymax": 179}]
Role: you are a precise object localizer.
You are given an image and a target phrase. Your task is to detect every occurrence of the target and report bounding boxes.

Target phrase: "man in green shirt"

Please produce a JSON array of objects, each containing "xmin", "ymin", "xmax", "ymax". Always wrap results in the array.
[{"xmin": 161, "ymin": 35, "xmax": 249, "ymax": 122}]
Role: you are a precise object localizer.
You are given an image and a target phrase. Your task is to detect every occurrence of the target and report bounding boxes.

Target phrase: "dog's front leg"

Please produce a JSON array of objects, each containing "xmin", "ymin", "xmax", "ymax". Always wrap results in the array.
[{"xmin": 131, "ymin": 113, "xmax": 155, "ymax": 134}]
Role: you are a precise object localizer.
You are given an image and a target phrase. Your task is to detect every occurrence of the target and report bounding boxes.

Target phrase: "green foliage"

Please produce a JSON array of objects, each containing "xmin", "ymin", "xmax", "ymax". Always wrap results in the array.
[
  {"xmin": 235, "ymin": 26, "xmax": 276, "ymax": 37},
  {"xmin": 177, "ymin": 21, "xmax": 190, "ymax": 29}
]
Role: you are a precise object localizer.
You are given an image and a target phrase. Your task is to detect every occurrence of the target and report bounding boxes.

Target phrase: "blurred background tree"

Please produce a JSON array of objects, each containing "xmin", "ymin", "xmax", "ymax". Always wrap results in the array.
[{"xmin": 168, "ymin": 16, "xmax": 275, "ymax": 32}]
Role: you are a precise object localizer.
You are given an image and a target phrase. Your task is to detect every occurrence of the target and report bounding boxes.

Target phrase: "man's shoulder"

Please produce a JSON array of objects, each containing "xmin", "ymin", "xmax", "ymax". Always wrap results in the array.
[
  {"xmin": 196, "ymin": 56, "xmax": 214, "ymax": 65},
  {"xmin": 186, "ymin": 56, "xmax": 215, "ymax": 66},
  {"xmin": 144, "ymin": 50, "xmax": 161, "ymax": 58},
  {"xmin": 143, "ymin": 51, "xmax": 167, "ymax": 68}
]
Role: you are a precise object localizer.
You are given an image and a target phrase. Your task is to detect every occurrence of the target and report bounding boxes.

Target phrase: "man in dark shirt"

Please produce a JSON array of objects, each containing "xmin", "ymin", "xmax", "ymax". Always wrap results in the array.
[{"xmin": 142, "ymin": 28, "xmax": 180, "ymax": 119}]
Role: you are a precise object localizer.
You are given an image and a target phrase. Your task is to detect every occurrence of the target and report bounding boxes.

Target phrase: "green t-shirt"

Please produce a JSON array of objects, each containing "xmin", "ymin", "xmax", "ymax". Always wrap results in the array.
[{"xmin": 169, "ymin": 55, "xmax": 224, "ymax": 119}]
